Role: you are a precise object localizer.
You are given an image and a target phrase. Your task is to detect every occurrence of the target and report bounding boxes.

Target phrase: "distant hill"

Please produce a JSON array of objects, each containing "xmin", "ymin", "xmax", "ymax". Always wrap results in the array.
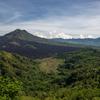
[
  {"xmin": 51, "ymin": 38, "xmax": 100, "ymax": 46},
  {"xmin": 0, "ymin": 29, "xmax": 80, "ymax": 58}
]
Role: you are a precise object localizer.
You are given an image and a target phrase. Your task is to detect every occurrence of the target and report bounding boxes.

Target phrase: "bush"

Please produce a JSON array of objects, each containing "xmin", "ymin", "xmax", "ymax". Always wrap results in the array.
[{"xmin": 0, "ymin": 76, "xmax": 22, "ymax": 100}]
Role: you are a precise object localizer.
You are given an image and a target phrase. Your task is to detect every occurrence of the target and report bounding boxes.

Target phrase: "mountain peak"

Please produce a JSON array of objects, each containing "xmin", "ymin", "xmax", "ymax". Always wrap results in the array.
[
  {"xmin": 14, "ymin": 29, "xmax": 22, "ymax": 32},
  {"xmin": 3, "ymin": 29, "xmax": 48, "ymax": 43},
  {"xmin": 14, "ymin": 29, "xmax": 28, "ymax": 33},
  {"xmin": 4, "ymin": 29, "xmax": 35, "ymax": 41},
  {"xmin": 6, "ymin": 29, "xmax": 31, "ymax": 36}
]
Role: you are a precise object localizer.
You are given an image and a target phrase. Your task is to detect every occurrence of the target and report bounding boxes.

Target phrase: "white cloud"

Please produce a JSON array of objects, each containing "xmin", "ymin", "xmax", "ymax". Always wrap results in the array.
[
  {"xmin": 80, "ymin": 35, "xmax": 85, "ymax": 39},
  {"xmin": 87, "ymin": 35, "xmax": 94, "ymax": 39},
  {"xmin": 33, "ymin": 31, "xmax": 73, "ymax": 39}
]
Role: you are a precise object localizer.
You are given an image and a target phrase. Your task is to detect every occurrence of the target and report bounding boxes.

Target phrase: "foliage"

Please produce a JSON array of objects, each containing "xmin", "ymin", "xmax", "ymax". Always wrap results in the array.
[
  {"xmin": 0, "ymin": 48, "xmax": 100, "ymax": 99},
  {"xmin": 0, "ymin": 76, "xmax": 22, "ymax": 100}
]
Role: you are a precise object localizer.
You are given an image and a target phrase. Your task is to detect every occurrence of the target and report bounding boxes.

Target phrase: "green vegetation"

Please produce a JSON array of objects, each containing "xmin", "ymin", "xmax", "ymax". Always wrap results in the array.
[
  {"xmin": 0, "ymin": 76, "xmax": 22, "ymax": 100},
  {"xmin": 0, "ymin": 48, "xmax": 100, "ymax": 100}
]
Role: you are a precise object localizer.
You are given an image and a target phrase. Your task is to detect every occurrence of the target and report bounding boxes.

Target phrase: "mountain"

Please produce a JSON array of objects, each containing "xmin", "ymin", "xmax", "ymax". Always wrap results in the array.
[
  {"xmin": 3, "ymin": 29, "xmax": 49, "ymax": 43},
  {"xmin": 51, "ymin": 38, "xmax": 100, "ymax": 47},
  {"xmin": 0, "ymin": 29, "xmax": 80, "ymax": 58}
]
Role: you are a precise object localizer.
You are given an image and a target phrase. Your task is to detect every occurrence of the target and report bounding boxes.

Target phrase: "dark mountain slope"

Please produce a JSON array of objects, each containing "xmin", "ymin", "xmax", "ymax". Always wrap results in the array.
[{"xmin": 0, "ymin": 29, "xmax": 80, "ymax": 58}]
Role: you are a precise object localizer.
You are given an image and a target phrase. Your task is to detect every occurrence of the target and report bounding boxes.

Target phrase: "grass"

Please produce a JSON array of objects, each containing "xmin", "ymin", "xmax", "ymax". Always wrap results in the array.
[
  {"xmin": 37, "ymin": 57, "xmax": 64, "ymax": 73},
  {"xmin": 92, "ymin": 97, "xmax": 100, "ymax": 100},
  {"xmin": 19, "ymin": 96, "xmax": 40, "ymax": 100},
  {"xmin": 0, "ymin": 51, "xmax": 13, "ymax": 60}
]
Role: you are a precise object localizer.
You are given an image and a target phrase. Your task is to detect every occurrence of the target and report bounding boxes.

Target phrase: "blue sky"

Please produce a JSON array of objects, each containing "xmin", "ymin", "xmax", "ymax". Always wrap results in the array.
[{"xmin": 0, "ymin": 0, "xmax": 100, "ymax": 38}]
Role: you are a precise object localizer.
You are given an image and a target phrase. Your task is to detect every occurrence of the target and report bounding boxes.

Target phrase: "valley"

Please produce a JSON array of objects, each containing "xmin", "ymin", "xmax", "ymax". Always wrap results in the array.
[{"xmin": 0, "ymin": 30, "xmax": 100, "ymax": 100}]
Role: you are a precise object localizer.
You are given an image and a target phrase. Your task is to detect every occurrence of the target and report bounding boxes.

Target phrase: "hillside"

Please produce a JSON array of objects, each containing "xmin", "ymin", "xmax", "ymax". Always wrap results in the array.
[
  {"xmin": 0, "ymin": 48, "xmax": 100, "ymax": 100},
  {"xmin": 0, "ymin": 29, "xmax": 80, "ymax": 58}
]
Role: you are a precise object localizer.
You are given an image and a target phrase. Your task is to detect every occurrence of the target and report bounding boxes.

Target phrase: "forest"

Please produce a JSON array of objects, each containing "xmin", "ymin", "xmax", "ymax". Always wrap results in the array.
[{"xmin": 0, "ymin": 48, "xmax": 100, "ymax": 100}]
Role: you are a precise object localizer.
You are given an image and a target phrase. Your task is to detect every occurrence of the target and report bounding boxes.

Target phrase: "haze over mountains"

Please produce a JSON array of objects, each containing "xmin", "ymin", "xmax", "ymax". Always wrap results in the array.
[
  {"xmin": 33, "ymin": 31, "xmax": 96, "ymax": 39},
  {"xmin": 52, "ymin": 37, "xmax": 100, "ymax": 47}
]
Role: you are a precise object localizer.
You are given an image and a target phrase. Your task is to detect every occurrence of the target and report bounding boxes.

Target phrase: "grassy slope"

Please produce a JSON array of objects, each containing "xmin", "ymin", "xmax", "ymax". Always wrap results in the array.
[{"xmin": 37, "ymin": 57, "xmax": 64, "ymax": 73}]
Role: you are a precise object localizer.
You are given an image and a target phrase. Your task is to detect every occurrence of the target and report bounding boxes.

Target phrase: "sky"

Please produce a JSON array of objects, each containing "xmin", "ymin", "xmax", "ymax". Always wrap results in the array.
[{"xmin": 0, "ymin": 0, "xmax": 100, "ymax": 38}]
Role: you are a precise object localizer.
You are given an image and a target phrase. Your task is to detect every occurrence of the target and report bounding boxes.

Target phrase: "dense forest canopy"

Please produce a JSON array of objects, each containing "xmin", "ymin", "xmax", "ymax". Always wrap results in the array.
[{"xmin": 0, "ymin": 48, "xmax": 100, "ymax": 100}]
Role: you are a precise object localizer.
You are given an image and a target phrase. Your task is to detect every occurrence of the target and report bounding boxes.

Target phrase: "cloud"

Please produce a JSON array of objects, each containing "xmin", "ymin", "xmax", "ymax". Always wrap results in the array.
[
  {"xmin": 5, "ymin": 12, "xmax": 22, "ymax": 23},
  {"xmin": 87, "ymin": 35, "xmax": 94, "ymax": 38},
  {"xmin": 0, "ymin": 14, "xmax": 100, "ymax": 38},
  {"xmin": 33, "ymin": 31, "xmax": 73, "ymax": 39},
  {"xmin": 0, "ymin": 0, "xmax": 100, "ymax": 38},
  {"xmin": 80, "ymin": 35, "xmax": 85, "ymax": 39}
]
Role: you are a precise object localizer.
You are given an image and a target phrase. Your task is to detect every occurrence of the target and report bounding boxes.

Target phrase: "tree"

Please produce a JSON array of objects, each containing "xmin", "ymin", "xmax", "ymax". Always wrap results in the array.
[{"xmin": 0, "ymin": 76, "xmax": 22, "ymax": 100}]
